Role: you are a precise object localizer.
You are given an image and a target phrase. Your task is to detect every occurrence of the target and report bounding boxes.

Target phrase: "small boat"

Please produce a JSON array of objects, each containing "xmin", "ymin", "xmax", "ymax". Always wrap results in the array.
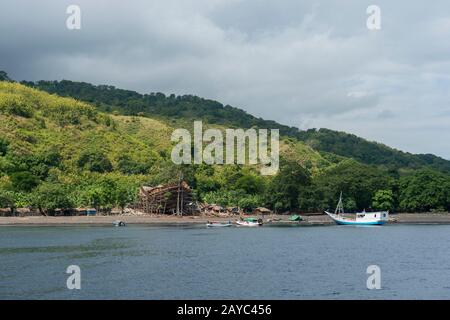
[
  {"xmin": 236, "ymin": 217, "xmax": 263, "ymax": 227},
  {"xmin": 288, "ymin": 214, "xmax": 303, "ymax": 222},
  {"xmin": 325, "ymin": 192, "xmax": 388, "ymax": 226},
  {"xmin": 206, "ymin": 221, "xmax": 232, "ymax": 227},
  {"xmin": 112, "ymin": 220, "xmax": 126, "ymax": 227}
]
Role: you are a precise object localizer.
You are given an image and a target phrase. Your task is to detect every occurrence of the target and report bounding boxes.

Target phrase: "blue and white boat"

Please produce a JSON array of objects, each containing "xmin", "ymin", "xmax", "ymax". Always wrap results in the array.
[{"xmin": 325, "ymin": 193, "xmax": 388, "ymax": 226}]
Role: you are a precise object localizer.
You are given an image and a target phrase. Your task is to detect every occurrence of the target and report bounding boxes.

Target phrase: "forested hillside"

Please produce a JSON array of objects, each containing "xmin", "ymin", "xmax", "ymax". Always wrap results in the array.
[
  {"xmin": 22, "ymin": 78, "xmax": 450, "ymax": 173},
  {"xmin": 0, "ymin": 81, "xmax": 331, "ymax": 214},
  {"xmin": 0, "ymin": 73, "xmax": 449, "ymax": 214}
]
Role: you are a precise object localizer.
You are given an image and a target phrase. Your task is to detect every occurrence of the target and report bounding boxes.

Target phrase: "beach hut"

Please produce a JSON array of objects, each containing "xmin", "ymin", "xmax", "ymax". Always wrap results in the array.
[
  {"xmin": 252, "ymin": 207, "xmax": 272, "ymax": 215},
  {"xmin": 87, "ymin": 208, "xmax": 97, "ymax": 216}
]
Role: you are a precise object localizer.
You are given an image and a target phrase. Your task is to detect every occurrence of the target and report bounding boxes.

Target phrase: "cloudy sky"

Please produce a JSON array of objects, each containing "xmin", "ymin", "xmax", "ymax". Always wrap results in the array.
[{"xmin": 1, "ymin": 0, "xmax": 450, "ymax": 158}]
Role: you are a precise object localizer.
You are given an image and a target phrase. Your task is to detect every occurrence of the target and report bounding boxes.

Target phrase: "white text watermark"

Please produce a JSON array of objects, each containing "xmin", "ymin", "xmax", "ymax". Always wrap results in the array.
[{"xmin": 171, "ymin": 121, "xmax": 279, "ymax": 175}]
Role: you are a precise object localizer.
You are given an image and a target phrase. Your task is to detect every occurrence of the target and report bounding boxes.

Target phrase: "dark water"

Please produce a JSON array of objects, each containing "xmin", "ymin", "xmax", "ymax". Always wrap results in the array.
[{"xmin": 1, "ymin": 224, "xmax": 450, "ymax": 299}]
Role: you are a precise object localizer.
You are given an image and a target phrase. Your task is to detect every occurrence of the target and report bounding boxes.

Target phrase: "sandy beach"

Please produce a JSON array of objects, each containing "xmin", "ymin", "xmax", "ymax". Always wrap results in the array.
[{"xmin": 0, "ymin": 213, "xmax": 449, "ymax": 226}]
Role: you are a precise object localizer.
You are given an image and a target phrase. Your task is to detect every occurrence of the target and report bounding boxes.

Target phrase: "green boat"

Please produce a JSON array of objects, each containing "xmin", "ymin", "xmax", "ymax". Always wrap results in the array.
[
  {"xmin": 236, "ymin": 217, "xmax": 263, "ymax": 227},
  {"xmin": 288, "ymin": 215, "xmax": 302, "ymax": 222}
]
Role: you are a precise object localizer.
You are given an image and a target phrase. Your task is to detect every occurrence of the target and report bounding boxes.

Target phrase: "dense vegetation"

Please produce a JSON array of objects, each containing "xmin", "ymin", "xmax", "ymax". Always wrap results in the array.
[
  {"xmin": 22, "ymin": 78, "xmax": 450, "ymax": 173},
  {"xmin": 297, "ymin": 128, "xmax": 450, "ymax": 173},
  {"xmin": 0, "ymin": 81, "xmax": 169, "ymax": 215},
  {"xmin": 0, "ymin": 72, "xmax": 449, "ymax": 215}
]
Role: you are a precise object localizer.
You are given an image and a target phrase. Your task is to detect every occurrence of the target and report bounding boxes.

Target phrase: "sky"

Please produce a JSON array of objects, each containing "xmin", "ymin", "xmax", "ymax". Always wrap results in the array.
[{"xmin": 1, "ymin": 0, "xmax": 450, "ymax": 159}]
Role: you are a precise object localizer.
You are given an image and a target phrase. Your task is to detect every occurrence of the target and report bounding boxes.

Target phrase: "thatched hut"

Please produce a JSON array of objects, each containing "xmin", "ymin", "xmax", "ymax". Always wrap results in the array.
[{"xmin": 252, "ymin": 207, "xmax": 272, "ymax": 215}]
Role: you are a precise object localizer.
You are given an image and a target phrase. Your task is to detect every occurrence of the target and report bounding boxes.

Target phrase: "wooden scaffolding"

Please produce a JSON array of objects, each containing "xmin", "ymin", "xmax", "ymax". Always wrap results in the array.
[{"xmin": 136, "ymin": 180, "xmax": 198, "ymax": 215}]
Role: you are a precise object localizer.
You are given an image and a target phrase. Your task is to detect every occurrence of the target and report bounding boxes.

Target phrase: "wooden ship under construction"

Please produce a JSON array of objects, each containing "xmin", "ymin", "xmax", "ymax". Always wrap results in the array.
[{"xmin": 135, "ymin": 180, "xmax": 199, "ymax": 215}]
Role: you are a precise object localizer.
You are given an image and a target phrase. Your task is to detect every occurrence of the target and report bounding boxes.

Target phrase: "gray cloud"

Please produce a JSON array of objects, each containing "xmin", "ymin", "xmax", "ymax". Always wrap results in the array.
[{"xmin": 1, "ymin": 0, "xmax": 449, "ymax": 158}]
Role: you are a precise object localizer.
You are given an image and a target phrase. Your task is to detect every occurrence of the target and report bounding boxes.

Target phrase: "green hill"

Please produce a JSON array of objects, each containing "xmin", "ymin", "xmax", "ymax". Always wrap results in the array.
[
  {"xmin": 297, "ymin": 128, "xmax": 450, "ymax": 172},
  {"xmin": 0, "ymin": 81, "xmax": 330, "ymax": 214},
  {"xmin": 21, "ymin": 78, "xmax": 450, "ymax": 173},
  {"xmin": 1, "ymin": 72, "xmax": 449, "ymax": 214},
  {"xmin": 0, "ymin": 81, "xmax": 172, "ymax": 214}
]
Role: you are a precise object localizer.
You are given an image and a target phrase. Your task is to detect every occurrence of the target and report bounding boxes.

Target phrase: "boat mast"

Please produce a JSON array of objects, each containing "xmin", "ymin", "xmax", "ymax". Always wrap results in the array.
[{"xmin": 335, "ymin": 191, "xmax": 344, "ymax": 215}]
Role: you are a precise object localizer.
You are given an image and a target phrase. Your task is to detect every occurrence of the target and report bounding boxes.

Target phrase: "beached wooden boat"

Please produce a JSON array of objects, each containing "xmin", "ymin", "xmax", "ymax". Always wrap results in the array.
[
  {"xmin": 206, "ymin": 221, "xmax": 232, "ymax": 227},
  {"xmin": 325, "ymin": 193, "xmax": 388, "ymax": 226},
  {"xmin": 236, "ymin": 217, "xmax": 263, "ymax": 227}
]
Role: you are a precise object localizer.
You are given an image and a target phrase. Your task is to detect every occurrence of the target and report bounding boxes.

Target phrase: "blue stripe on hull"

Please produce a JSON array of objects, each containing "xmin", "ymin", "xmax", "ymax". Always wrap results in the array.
[{"xmin": 335, "ymin": 220, "xmax": 386, "ymax": 226}]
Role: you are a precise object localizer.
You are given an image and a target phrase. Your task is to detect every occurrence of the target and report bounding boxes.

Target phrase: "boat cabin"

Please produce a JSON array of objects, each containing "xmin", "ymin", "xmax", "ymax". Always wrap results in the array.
[{"xmin": 355, "ymin": 211, "xmax": 388, "ymax": 222}]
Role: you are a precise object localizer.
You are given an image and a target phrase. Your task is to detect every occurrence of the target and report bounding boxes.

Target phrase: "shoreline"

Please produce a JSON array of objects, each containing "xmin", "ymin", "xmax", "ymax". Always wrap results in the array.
[{"xmin": 0, "ymin": 213, "xmax": 450, "ymax": 226}]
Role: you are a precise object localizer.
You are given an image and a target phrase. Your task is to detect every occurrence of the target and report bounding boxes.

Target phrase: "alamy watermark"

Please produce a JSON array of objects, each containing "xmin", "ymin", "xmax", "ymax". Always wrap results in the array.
[
  {"xmin": 66, "ymin": 5, "xmax": 81, "ymax": 30},
  {"xmin": 66, "ymin": 265, "xmax": 81, "ymax": 290},
  {"xmin": 366, "ymin": 265, "xmax": 381, "ymax": 290},
  {"xmin": 367, "ymin": 5, "xmax": 381, "ymax": 30},
  {"xmin": 171, "ymin": 121, "xmax": 279, "ymax": 175}
]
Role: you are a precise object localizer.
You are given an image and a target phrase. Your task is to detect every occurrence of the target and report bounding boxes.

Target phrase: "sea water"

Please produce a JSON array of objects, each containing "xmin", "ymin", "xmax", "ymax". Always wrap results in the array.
[{"xmin": 1, "ymin": 224, "xmax": 450, "ymax": 299}]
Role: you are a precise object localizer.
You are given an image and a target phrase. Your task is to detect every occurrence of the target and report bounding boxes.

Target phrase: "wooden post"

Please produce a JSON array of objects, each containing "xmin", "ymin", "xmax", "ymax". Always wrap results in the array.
[{"xmin": 176, "ymin": 177, "xmax": 181, "ymax": 216}]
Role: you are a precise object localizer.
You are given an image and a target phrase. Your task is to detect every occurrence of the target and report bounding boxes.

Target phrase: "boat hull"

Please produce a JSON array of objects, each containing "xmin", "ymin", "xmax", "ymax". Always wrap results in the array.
[
  {"xmin": 325, "ymin": 211, "xmax": 388, "ymax": 226},
  {"xmin": 236, "ymin": 221, "xmax": 262, "ymax": 227},
  {"xmin": 334, "ymin": 219, "xmax": 386, "ymax": 226},
  {"xmin": 112, "ymin": 220, "xmax": 126, "ymax": 227},
  {"xmin": 206, "ymin": 223, "xmax": 232, "ymax": 227}
]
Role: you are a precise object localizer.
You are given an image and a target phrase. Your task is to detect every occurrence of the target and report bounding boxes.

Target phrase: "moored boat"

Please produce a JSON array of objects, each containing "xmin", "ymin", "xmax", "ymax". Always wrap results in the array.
[
  {"xmin": 325, "ymin": 193, "xmax": 388, "ymax": 226},
  {"xmin": 236, "ymin": 217, "xmax": 263, "ymax": 227},
  {"xmin": 112, "ymin": 220, "xmax": 126, "ymax": 227},
  {"xmin": 206, "ymin": 221, "xmax": 232, "ymax": 227}
]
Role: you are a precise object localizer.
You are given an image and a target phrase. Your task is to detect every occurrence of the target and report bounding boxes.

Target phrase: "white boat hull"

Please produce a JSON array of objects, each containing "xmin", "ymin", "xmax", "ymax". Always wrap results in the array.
[
  {"xmin": 206, "ymin": 223, "xmax": 232, "ymax": 227},
  {"xmin": 325, "ymin": 211, "xmax": 388, "ymax": 226},
  {"xmin": 236, "ymin": 221, "xmax": 262, "ymax": 227}
]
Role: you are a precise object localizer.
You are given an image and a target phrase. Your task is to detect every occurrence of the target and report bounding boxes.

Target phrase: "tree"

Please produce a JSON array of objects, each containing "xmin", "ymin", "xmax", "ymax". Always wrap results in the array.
[
  {"xmin": 237, "ymin": 194, "xmax": 263, "ymax": 211},
  {"xmin": 344, "ymin": 198, "xmax": 357, "ymax": 212},
  {"xmin": 10, "ymin": 171, "xmax": 40, "ymax": 192},
  {"xmin": 30, "ymin": 182, "xmax": 73, "ymax": 216},
  {"xmin": 202, "ymin": 189, "xmax": 263, "ymax": 211},
  {"xmin": 0, "ymin": 138, "xmax": 8, "ymax": 156},
  {"xmin": 117, "ymin": 155, "xmax": 152, "ymax": 175},
  {"xmin": 8, "ymin": 149, "xmax": 61, "ymax": 180},
  {"xmin": 398, "ymin": 169, "xmax": 450, "ymax": 212},
  {"xmin": 195, "ymin": 171, "xmax": 221, "ymax": 197},
  {"xmin": 234, "ymin": 173, "xmax": 265, "ymax": 195},
  {"xmin": 77, "ymin": 150, "xmax": 113, "ymax": 173},
  {"xmin": 113, "ymin": 176, "xmax": 139, "ymax": 213},
  {"xmin": 265, "ymin": 159, "xmax": 311, "ymax": 212},
  {"xmin": 73, "ymin": 174, "xmax": 141, "ymax": 213},
  {"xmin": 0, "ymin": 189, "xmax": 16, "ymax": 215},
  {"xmin": 81, "ymin": 180, "xmax": 115, "ymax": 212},
  {"xmin": 372, "ymin": 189, "xmax": 394, "ymax": 211},
  {"xmin": 310, "ymin": 160, "xmax": 392, "ymax": 211}
]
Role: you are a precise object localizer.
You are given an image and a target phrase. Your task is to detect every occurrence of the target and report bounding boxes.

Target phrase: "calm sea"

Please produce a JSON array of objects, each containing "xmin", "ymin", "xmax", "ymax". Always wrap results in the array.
[{"xmin": 1, "ymin": 224, "xmax": 450, "ymax": 299}]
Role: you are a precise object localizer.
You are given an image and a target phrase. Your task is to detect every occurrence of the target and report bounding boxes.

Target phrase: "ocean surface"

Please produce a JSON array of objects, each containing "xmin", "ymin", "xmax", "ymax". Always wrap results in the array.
[{"xmin": 1, "ymin": 224, "xmax": 450, "ymax": 299}]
